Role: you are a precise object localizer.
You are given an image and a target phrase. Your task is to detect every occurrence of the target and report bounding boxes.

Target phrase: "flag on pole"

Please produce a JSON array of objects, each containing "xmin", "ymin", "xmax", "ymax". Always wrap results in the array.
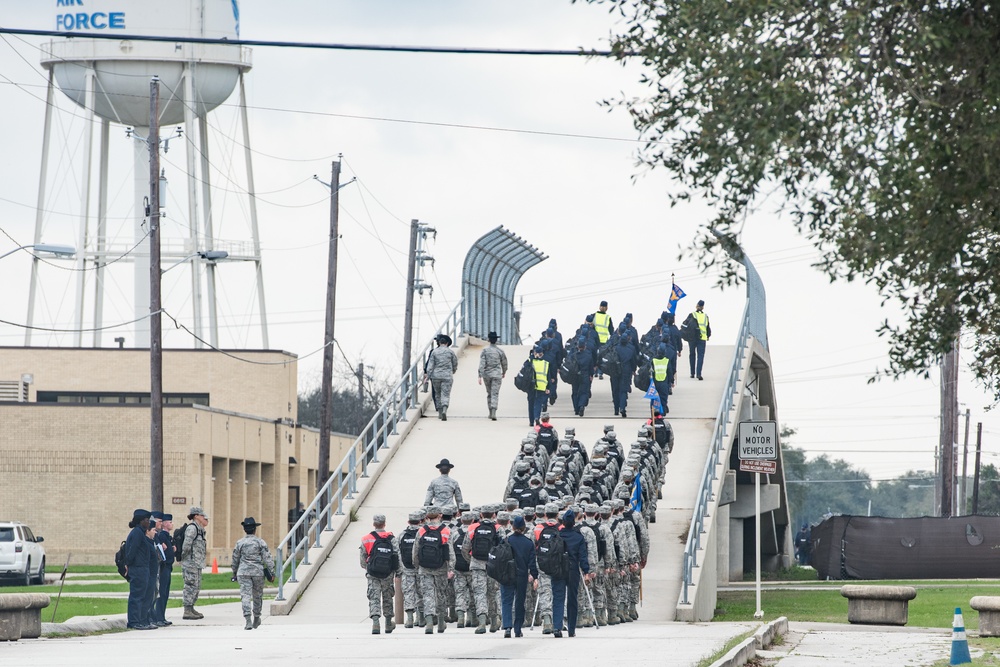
[
  {"xmin": 631, "ymin": 474, "xmax": 643, "ymax": 513},
  {"xmin": 668, "ymin": 282, "xmax": 686, "ymax": 314}
]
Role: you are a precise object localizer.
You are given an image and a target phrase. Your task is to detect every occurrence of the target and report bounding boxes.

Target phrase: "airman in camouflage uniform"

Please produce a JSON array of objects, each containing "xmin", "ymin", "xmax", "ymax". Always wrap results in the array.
[
  {"xmin": 181, "ymin": 506, "xmax": 209, "ymax": 620},
  {"xmin": 611, "ymin": 499, "xmax": 640, "ymax": 623},
  {"xmin": 532, "ymin": 503, "xmax": 562, "ymax": 633},
  {"xmin": 399, "ymin": 510, "xmax": 424, "ymax": 628},
  {"xmin": 424, "ymin": 334, "xmax": 459, "ymax": 420},
  {"xmin": 360, "ymin": 513, "xmax": 403, "ymax": 634},
  {"xmin": 452, "ymin": 512, "xmax": 476, "ymax": 627},
  {"xmin": 462, "ymin": 504, "xmax": 502, "ymax": 634},
  {"xmin": 412, "ymin": 507, "xmax": 455, "ymax": 634},
  {"xmin": 232, "ymin": 517, "xmax": 272, "ymax": 630},
  {"xmin": 585, "ymin": 503, "xmax": 614, "ymax": 625},
  {"xmin": 478, "ymin": 331, "xmax": 508, "ymax": 420}
]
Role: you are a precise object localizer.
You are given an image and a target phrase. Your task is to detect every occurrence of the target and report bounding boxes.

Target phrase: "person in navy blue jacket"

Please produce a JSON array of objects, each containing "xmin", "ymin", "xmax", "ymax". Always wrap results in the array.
[
  {"xmin": 501, "ymin": 515, "xmax": 539, "ymax": 638},
  {"xmin": 552, "ymin": 510, "xmax": 592, "ymax": 638},
  {"xmin": 124, "ymin": 508, "xmax": 154, "ymax": 630},
  {"xmin": 152, "ymin": 513, "xmax": 176, "ymax": 626}
]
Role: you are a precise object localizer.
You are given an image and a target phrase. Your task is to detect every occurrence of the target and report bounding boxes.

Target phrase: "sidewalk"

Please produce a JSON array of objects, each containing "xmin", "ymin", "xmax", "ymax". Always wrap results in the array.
[{"xmin": 757, "ymin": 622, "xmax": 954, "ymax": 666}]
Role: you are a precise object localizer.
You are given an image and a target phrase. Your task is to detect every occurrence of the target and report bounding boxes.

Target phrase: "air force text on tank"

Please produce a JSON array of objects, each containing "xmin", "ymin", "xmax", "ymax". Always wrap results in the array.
[{"xmin": 737, "ymin": 421, "xmax": 777, "ymax": 460}]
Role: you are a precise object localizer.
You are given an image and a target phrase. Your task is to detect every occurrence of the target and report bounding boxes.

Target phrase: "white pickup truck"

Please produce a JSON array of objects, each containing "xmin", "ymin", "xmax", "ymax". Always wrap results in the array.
[{"xmin": 0, "ymin": 522, "xmax": 45, "ymax": 585}]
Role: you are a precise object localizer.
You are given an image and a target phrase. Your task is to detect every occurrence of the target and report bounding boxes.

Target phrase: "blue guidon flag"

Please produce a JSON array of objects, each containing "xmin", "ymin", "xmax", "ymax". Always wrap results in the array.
[
  {"xmin": 668, "ymin": 282, "xmax": 686, "ymax": 314},
  {"xmin": 630, "ymin": 474, "xmax": 643, "ymax": 513}
]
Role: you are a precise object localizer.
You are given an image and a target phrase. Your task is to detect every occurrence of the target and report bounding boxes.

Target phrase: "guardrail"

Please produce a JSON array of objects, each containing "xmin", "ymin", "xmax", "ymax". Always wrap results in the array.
[
  {"xmin": 273, "ymin": 301, "xmax": 464, "ymax": 601},
  {"xmin": 680, "ymin": 299, "xmax": 751, "ymax": 605}
]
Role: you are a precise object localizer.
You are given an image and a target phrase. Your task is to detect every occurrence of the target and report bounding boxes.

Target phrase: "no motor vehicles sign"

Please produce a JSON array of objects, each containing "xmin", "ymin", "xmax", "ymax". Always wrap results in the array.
[{"xmin": 738, "ymin": 421, "xmax": 777, "ymax": 460}]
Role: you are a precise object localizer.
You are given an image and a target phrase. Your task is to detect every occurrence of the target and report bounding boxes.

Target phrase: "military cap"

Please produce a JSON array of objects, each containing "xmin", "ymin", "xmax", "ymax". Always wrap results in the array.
[
  {"xmin": 188, "ymin": 506, "xmax": 208, "ymax": 518},
  {"xmin": 497, "ymin": 511, "xmax": 511, "ymax": 522},
  {"xmin": 621, "ymin": 468, "xmax": 635, "ymax": 479},
  {"xmin": 515, "ymin": 461, "xmax": 530, "ymax": 473},
  {"xmin": 150, "ymin": 511, "xmax": 164, "ymax": 521},
  {"xmin": 545, "ymin": 471, "xmax": 556, "ymax": 480},
  {"xmin": 242, "ymin": 517, "xmax": 262, "ymax": 528},
  {"xmin": 585, "ymin": 503, "xmax": 600, "ymax": 514},
  {"xmin": 408, "ymin": 511, "xmax": 424, "ymax": 521},
  {"xmin": 505, "ymin": 499, "xmax": 519, "ymax": 509},
  {"xmin": 612, "ymin": 499, "xmax": 626, "ymax": 509},
  {"xmin": 425, "ymin": 506, "xmax": 442, "ymax": 517},
  {"xmin": 544, "ymin": 502, "xmax": 560, "ymax": 515},
  {"xmin": 523, "ymin": 506, "xmax": 536, "ymax": 517},
  {"xmin": 593, "ymin": 443, "xmax": 608, "ymax": 454},
  {"xmin": 535, "ymin": 504, "xmax": 546, "ymax": 514},
  {"xmin": 586, "ymin": 314, "xmax": 595, "ymax": 323},
  {"xmin": 558, "ymin": 441, "xmax": 571, "ymax": 453},
  {"xmin": 530, "ymin": 475, "xmax": 543, "ymax": 485},
  {"xmin": 512, "ymin": 509, "xmax": 524, "ymax": 517},
  {"xmin": 564, "ymin": 427, "xmax": 575, "ymax": 436},
  {"xmin": 461, "ymin": 512, "xmax": 476, "ymax": 522},
  {"xmin": 540, "ymin": 412, "xmax": 550, "ymax": 420},
  {"xmin": 161, "ymin": 513, "xmax": 173, "ymax": 521},
  {"xmin": 523, "ymin": 442, "xmax": 536, "ymax": 453},
  {"xmin": 591, "ymin": 458, "xmax": 606, "ymax": 468},
  {"xmin": 606, "ymin": 431, "xmax": 617, "ymax": 440},
  {"xmin": 599, "ymin": 505, "xmax": 613, "ymax": 516},
  {"xmin": 603, "ymin": 424, "xmax": 615, "ymax": 433},
  {"xmin": 512, "ymin": 515, "xmax": 526, "ymax": 530},
  {"xmin": 561, "ymin": 495, "xmax": 574, "ymax": 505},
  {"xmin": 415, "ymin": 508, "xmax": 428, "ymax": 519},
  {"xmin": 132, "ymin": 508, "xmax": 152, "ymax": 520},
  {"xmin": 459, "ymin": 503, "xmax": 471, "ymax": 512},
  {"xmin": 569, "ymin": 504, "xmax": 583, "ymax": 516},
  {"xmin": 521, "ymin": 436, "xmax": 535, "ymax": 445},
  {"xmin": 423, "ymin": 505, "xmax": 436, "ymax": 514}
]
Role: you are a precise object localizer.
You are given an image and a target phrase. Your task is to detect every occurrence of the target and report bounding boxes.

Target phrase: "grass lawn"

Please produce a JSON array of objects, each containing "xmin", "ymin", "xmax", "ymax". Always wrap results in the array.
[
  {"xmin": 1, "ymin": 573, "xmax": 242, "ymax": 595},
  {"xmin": 716, "ymin": 583, "xmax": 999, "ymax": 629},
  {"xmin": 44, "ymin": 597, "xmax": 241, "ymax": 624}
]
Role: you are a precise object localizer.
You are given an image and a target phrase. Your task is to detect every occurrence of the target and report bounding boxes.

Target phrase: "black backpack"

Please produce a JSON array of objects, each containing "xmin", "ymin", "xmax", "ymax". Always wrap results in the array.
[
  {"xmin": 114, "ymin": 540, "xmax": 129, "ymax": 580},
  {"xmin": 558, "ymin": 353, "xmax": 579, "ymax": 384},
  {"xmin": 399, "ymin": 526, "xmax": 418, "ymax": 570},
  {"xmin": 516, "ymin": 487, "xmax": 538, "ymax": 509},
  {"xmin": 418, "ymin": 525, "xmax": 446, "ymax": 569},
  {"xmin": 536, "ymin": 425, "xmax": 558, "ymax": 456},
  {"xmin": 599, "ymin": 340, "xmax": 621, "ymax": 376},
  {"xmin": 471, "ymin": 522, "xmax": 498, "ymax": 561},
  {"xmin": 365, "ymin": 531, "xmax": 398, "ymax": 579},
  {"xmin": 513, "ymin": 360, "xmax": 533, "ymax": 393},
  {"xmin": 453, "ymin": 531, "xmax": 471, "ymax": 573},
  {"xmin": 486, "ymin": 539, "xmax": 517, "ymax": 586},
  {"xmin": 633, "ymin": 359, "xmax": 651, "ymax": 391},
  {"xmin": 680, "ymin": 314, "xmax": 699, "ymax": 343},
  {"xmin": 172, "ymin": 523, "xmax": 191, "ymax": 562},
  {"xmin": 535, "ymin": 525, "xmax": 567, "ymax": 579}
]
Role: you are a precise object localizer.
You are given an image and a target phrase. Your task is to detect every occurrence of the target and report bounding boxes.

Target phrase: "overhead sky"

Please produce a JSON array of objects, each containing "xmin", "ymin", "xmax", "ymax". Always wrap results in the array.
[{"xmin": 0, "ymin": 1, "xmax": 997, "ymax": 497}]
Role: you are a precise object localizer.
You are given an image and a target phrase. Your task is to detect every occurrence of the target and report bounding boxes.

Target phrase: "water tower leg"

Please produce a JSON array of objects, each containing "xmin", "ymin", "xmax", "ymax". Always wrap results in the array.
[
  {"xmin": 73, "ymin": 69, "xmax": 97, "ymax": 347},
  {"xmin": 25, "ymin": 72, "xmax": 56, "ymax": 346},
  {"xmin": 93, "ymin": 118, "xmax": 110, "ymax": 347},
  {"xmin": 197, "ymin": 115, "xmax": 219, "ymax": 349},
  {"xmin": 239, "ymin": 73, "xmax": 269, "ymax": 349},
  {"xmin": 183, "ymin": 66, "xmax": 204, "ymax": 348}
]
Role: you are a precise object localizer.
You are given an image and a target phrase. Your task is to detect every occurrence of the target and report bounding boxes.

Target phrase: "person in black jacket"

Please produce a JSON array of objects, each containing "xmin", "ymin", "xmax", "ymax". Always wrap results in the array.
[
  {"xmin": 551, "ymin": 510, "xmax": 592, "ymax": 638},
  {"xmin": 152, "ymin": 513, "xmax": 175, "ymax": 626},
  {"xmin": 125, "ymin": 509, "xmax": 154, "ymax": 630},
  {"xmin": 501, "ymin": 515, "xmax": 539, "ymax": 638}
]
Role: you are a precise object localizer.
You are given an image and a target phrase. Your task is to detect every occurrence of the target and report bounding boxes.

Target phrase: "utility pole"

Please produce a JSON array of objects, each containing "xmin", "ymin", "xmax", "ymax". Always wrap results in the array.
[
  {"xmin": 939, "ymin": 342, "xmax": 958, "ymax": 517},
  {"xmin": 961, "ymin": 408, "xmax": 971, "ymax": 514},
  {"xmin": 149, "ymin": 76, "xmax": 163, "ymax": 512},
  {"xmin": 356, "ymin": 362, "xmax": 365, "ymax": 436},
  {"xmin": 401, "ymin": 221, "xmax": 435, "ymax": 378},
  {"xmin": 317, "ymin": 158, "xmax": 342, "ymax": 490},
  {"xmin": 973, "ymin": 422, "xmax": 983, "ymax": 514}
]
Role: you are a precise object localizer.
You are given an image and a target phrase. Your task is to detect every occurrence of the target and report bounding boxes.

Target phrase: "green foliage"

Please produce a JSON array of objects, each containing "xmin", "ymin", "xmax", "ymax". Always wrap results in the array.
[
  {"xmin": 783, "ymin": 445, "xmax": 872, "ymax": 526},
  {"xmin": 967, "ymin": 463, "xmax": 1000, "ymax": 515},
  {"xmin": 579, "ymin": 0, "xmax": 1000, "ymax": 397},
  {"xmin": 297, "ymin": 364, "xmax": 391, "ymax": 435}
]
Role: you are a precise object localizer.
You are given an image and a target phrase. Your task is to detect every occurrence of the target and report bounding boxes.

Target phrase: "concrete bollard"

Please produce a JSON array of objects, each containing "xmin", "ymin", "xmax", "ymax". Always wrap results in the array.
[
  {"xmin": 0, "ymin": 593, "xmax": 51, "ymax": 640},
  {"xmin": 970, "ymin": 596, "xmax": 1000, "ymax": 637},
  {"xmin": 840, "ymin": 585, "xmax": 917, "ymax": 626}
]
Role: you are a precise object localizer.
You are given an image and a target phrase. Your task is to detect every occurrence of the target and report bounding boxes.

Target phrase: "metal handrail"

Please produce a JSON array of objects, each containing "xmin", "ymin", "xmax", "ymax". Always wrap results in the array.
[
  {"xmin": 273, "ymin": 300, "xmax": 464, "ymax": 601},
  {"xmin": 680, "ymin": 299, "xmax": 751, "ymax": 605}
]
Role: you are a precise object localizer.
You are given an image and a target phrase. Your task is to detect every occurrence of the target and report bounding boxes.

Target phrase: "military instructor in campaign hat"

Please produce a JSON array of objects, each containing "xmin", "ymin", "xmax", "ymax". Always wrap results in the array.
[{"xmin": 424, "ymin": 458, "xmax": 464, "ymax": 513}]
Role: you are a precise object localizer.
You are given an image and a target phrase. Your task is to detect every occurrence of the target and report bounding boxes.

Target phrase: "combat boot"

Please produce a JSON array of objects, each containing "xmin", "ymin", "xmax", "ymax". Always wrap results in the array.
[
  {"xmin": 405, "ymin": 610, "xmax": 414, "ymax": 628},
  {"xmin": 253, "ymin": 615, "xmax": 261, "ymax": 629},
  {"xmin": 489, "ymin": 408, "xmax": 496, "ymax": 421},
  {"xmin": 440, "ymin": 406, "xmax": 447, "ymax": 421},
  {"xmin": 384, "ymin": 615, "xmax": 395, "ymax": 634},
  {"xmin": 425, "ymin": 615, "xmax": 435, "ymax": 634},
  {"xmin": 371, "ymin": 617, "xmax": 380, "ymax": 634},
  {"xmin": 183, "ymin": 605, "xmax": 200, "ymax": 620},
  {"xmin": 607, "ymin": 606, "xmax": 619, "ymax": 625},
  {"xmin": 448, "ymin": 605, "xmax": 457, "ymax": 623},
  {"xmin": 438, "ymin": 613, "xmax": 447, "ymax": 633},
  {"xmin": 416, "ymin": 610, "xmax": 424, "ymax": 627},
  {"xmin": 542, "ymin": 613, "xmax": 553, "ymax": 634},
  {"xmin": 190, "ymin": 606, "xmax": 204, "ymax": 619},
  {"xmin": 456, "ymin": 610, "xmax": 465, "ymax": 628},
  {"xmin": 245, "ymin": 615, "xmax": 254, "ymax": 631},
  {"xmin": 596, "ymin": 608, "xmax": 608, "ymax": 626},
  {"xmin": 490, "ymin": 615, "xmax": 500, "ymax": 633},
  {"xmin": 475, "ymin": 613, "xmax": 487, "ymax": 634},
  {"xmin": 629, "ymin": 603, "xmax": 639, "ymax": 620}
]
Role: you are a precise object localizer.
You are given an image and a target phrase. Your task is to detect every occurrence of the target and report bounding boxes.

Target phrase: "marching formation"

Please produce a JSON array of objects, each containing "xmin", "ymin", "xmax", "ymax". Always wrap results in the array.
[{"xmin": 360, "ymin": 412, "xmax": 674, "ymax": 637}]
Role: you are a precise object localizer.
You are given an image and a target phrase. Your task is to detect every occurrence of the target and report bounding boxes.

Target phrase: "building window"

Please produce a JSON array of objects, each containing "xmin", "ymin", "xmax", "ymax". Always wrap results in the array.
[{"xmin": 37, "ymin": 391, "xmax": 209, "ymax": 406}]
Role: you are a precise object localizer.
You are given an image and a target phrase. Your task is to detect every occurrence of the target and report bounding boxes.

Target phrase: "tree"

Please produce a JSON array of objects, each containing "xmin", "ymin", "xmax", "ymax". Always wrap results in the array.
[
  {"xmin": 580, "ymin": 0, "xmax": 1000, "ymax": 397},
  {"xmin": 297, "ymin": 360, "xmax": 391, "ymax": 436},
  {"xmin": 969, "ymin": 463, "xmax": 1000, "ymax": 515}
]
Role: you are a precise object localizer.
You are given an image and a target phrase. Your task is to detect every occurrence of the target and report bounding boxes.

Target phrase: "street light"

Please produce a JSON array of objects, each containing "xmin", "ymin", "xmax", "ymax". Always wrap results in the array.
[
  {"xmin": 0, "ymin": 243, "xmax": 75, "ymax": 262},
  {"xmin": 160, "ymin": 249, "xmax": 229, "ymax": 274}
]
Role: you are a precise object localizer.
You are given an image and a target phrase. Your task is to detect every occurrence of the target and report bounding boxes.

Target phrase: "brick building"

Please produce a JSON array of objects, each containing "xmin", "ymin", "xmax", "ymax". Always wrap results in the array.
[{"xmin": 0, "ymin": 347, "xmax": 352, "ymax": 567}]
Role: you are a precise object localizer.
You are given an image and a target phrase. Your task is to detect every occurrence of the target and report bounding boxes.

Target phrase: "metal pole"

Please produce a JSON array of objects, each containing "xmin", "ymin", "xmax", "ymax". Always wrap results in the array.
[
  {"xmin": 26, "ymin": 71, "xmax": 56, "ymax": 345},
  {"xmin": 149, "ymin": 76, "xmax": 164, "ymax": 512},
  {"xmin": 753, "ymin": 471, "xmax": 762, "ymax": 618},
  {"xmin": 401, "ymin": 219, "xmax": 419, "ymax": 378},
  {"xmin": 318, "ymin": 159, "xmax": 342, "ymax": 490},
  {"xmin": 961, "ymin": 408, "xmax": 971, "ymax": 514},
  {"xmin": 973, "ymin": 423, "xmax": 983, "ymax": 515},
  {"xmin": 357, "ymin": 362, "xmax": 365, "ymax": 436},
  {"xmin": 239, "ymin": 73, "xmax": 270, "ymax": 348}
]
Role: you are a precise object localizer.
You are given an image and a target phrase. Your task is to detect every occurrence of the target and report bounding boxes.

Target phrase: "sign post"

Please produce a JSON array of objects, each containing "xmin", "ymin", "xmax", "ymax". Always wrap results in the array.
[{"xmin": 738, "ymin": 420, "xmax": 777, "ymax": 620}]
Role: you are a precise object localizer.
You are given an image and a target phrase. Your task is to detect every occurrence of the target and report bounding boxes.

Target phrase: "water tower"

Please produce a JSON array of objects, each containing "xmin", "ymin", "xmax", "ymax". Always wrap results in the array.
[{"xmin": 27, "ymin": 0, "xmax": 269, "ymax": 349}]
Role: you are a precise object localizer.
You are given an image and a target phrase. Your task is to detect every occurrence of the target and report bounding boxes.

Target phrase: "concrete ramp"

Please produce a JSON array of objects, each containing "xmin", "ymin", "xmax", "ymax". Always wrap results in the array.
[{"xmin": 279, "ymin": 338, "xmax": 733, "ymax": 626}]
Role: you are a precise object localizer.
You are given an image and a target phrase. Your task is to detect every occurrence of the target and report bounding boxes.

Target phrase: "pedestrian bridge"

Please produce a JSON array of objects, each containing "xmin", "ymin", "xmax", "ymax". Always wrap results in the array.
[{"xmin": 270, "ymin": 315, "xmax": 790, "ymax": 627}]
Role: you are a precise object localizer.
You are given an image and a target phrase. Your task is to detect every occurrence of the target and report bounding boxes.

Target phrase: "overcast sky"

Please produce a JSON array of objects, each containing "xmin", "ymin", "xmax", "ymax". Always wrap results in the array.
[{"xmin": 0, "ymin": 1, "xmax": 997, "ymax": 493}]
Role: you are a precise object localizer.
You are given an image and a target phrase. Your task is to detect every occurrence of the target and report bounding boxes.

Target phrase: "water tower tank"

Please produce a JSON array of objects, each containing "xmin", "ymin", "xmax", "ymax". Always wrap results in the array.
[{"xmin": 41, "ymin": 0, "xmax": 250, "ymax": 126}]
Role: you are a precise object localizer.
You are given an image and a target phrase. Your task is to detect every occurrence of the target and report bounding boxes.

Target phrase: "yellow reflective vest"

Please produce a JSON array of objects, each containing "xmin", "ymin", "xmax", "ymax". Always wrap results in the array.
[
  {"xmin": 693, "ymin": 311, "xmax": 709, "ymax": 341},
  {"xmin": 593, "ymin": 312, "xmax": 611, "ymax": 344},
  {"xmin": 653, "ymin": 357, "xmax": 670, "ymax": 382},
  {"xmin": 532, "ymin": 358, "xmax": 550, "ymax": 391}
]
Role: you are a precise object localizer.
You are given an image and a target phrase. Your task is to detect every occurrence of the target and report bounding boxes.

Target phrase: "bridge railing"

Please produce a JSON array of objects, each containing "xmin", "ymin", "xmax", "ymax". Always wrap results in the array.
[
  {"xmin": 272, "ymin": 301, "xmax": 464, "ymax": 601},
  {"xmin": 680, "ymin": 299, "xmax": 750, "ymax": 604}
]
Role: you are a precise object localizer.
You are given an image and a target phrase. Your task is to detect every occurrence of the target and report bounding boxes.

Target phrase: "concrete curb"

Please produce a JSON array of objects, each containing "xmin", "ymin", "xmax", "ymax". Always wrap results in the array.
[
  {"xmin": 709, "ymin": 616, "xmax": 788, "ymax": 667},
  {"xmin": 42, "ymin": 617, "xmax": 127, "ymax": 636},
  {"xmin": 268, "ymin": 336, "xmax": 468, "ymax": 616}
]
